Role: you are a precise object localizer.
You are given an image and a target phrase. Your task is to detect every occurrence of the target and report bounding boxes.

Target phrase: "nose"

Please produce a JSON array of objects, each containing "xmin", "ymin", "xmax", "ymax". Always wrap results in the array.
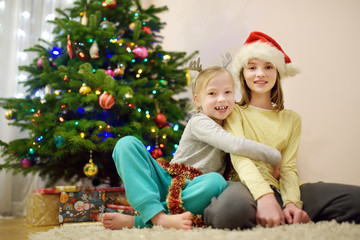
[
  {"xmin": 217, "ymin": 93, "xmax": 226, "ymax": 102},
  {"xmin": 256, "ymin": 69, "xmax": 265, "ymax": 77}
]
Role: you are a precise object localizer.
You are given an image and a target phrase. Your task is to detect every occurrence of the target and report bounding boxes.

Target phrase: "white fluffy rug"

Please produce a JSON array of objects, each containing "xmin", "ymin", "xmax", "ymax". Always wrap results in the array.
[{"xmin": 30, "ymin": 221, "xmax": 360, "ymax": 240}]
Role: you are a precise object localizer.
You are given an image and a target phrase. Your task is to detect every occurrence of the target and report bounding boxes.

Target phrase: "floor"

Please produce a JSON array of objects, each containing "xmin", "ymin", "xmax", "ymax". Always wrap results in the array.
[{"xmin": 0, "ymin": 217, "xmax": 57, "ymax": 240}]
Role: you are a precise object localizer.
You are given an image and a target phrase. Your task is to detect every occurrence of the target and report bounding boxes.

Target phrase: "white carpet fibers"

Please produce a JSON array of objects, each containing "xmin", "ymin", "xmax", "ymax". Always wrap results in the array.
[{"xmin": 30, "ymin": 220, "xmax": 360, "ymax": 240}]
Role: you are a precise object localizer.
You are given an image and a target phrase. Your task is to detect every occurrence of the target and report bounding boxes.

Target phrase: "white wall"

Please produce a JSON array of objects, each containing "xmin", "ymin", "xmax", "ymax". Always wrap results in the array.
[{"xmin": 145, "ymin": 0, "xmax": 360, "ymax": 185}]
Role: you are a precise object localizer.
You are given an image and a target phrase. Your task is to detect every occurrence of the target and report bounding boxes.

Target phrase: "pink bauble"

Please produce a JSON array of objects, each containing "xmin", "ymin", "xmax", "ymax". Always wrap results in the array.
[
  {"xmin": 133, "ymin": 46, "xmax": 148, "ymax": 59},
  {"xmin": 98, "ymin": 92, "xmax": 115, "ymax": 109},
  {"xmin": 20, "ymin": 158, "xmax": 33, "ymax": 168},
  {"xmin": 37, "ymin": 58, "xmax": 43, "ymax": 69},
  {"xmin": 105, "ymin": 67, "xmax": 114, "ymax": 77}
]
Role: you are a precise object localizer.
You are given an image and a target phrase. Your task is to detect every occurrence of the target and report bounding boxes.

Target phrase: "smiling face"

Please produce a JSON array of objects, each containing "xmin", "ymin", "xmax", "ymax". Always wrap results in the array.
[
  {"xmin": 243, "ymin": 58, "xmax": 277, "ymax": 99},
  {"xmin": 194, "ymin": 70, "xmax": 235, "ymax": 125}
]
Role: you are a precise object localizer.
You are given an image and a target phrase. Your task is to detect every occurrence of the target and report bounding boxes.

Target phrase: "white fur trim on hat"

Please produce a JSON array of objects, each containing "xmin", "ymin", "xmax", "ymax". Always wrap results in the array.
[{"xmin": 231, "ymin": 41, "xmax": 301, "ymax": 81}]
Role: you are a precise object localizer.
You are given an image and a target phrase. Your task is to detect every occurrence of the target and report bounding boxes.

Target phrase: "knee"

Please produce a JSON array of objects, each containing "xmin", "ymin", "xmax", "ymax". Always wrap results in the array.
[
  {"xmin": 113, "ymin": 136, "xmax": 142, "ymax": 155},
  {"xmin": 204, "ymin": 182, "xmax": 256, "ymax": 229},
  {"xmin": 201, "ymin": 172, "xmax": 227, "ymax": 194}
]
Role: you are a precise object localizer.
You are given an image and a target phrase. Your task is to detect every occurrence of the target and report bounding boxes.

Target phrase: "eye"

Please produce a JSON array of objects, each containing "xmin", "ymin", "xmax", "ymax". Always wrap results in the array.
[
  {"xmin": 208, "ymin": 92, "xmax": 216, "ymax": 96},
  {"xmin": 225, "ymin": 90, "xmax": 232, "ymax": 94},
  {"xmin": 266, "ymin": 65, "xmax": 274, "ymax": 70}
]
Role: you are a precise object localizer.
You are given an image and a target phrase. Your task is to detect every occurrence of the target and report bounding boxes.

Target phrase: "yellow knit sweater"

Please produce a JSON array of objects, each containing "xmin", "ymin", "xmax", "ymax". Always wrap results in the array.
[{"xmin": 224, "ymin": 104, "xmax": 303, "ymax": 208}]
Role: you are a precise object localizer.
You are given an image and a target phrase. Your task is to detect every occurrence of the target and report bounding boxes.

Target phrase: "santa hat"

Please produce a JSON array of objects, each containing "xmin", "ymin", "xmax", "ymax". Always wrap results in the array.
[{"xmin": 232, "ymin": 31, "xmax": 300, "ymax": 81}]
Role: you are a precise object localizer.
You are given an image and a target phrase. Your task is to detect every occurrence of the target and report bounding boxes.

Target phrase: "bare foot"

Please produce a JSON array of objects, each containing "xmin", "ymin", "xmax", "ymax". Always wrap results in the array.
[
  {"xmin": 151, "ymin": 211, "xmax": 193, "ymax": 230},
  {"xmin": 101, "ymin": 212, "xmax": 135, "ymax": 230}
]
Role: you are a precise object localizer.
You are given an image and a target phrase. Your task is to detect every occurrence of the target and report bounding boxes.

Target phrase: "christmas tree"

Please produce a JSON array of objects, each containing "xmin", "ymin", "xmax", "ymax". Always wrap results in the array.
[{"xmin": 0, "ymin": 0, "xmax": 196, "ymax": 187}]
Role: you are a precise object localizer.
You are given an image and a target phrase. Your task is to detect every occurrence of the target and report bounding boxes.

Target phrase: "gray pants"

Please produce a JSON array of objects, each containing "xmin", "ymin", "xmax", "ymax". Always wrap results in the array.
[{"xmin": 204, "ymin": 181, "xmax": 360, "ymax": 229}]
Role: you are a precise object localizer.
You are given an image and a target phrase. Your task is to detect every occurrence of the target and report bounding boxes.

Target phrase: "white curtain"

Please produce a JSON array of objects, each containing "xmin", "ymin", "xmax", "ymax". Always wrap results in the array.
[{"xmin": 0, "ymin": 0, "xmax": 74, "ymax": 217}]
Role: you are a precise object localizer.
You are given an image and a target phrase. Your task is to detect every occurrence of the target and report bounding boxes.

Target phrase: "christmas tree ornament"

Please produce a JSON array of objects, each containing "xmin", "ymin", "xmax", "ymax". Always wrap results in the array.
[
  {"xmin": 129, "ymin": 22, "xmax": 135, "ymax": 31},
  {"xmin": 79, "ymin": 83, "xmax": 91, "ymax": 95},
  {"xmin": 105, "ymin": 67, "xmax": 114, "ymax": 76},
  {"xmin": 81, "ymin": 10, "xmax": 88, "ymax": 26},
  {"xmin": 20, "ymin": 157, "xmax": 33, "ymax": 168},
  {"xmin": 64, "ymin": 75, "xmax": 68, "ymax": 82},
  {"xmin": 154, "ymin": 101, "xmax": 167, "ymax": 128},
  {"xmin": 133, "ymin": 46, "xmax": 148, "ymax": 59},
  {"xmin": 185, "ymin": 67, "xmax": 191, "ymax": 86},
  {"xmin": 105, "ymin": 0, "xmax": 117, "ymax": 9},
  {"xmin": 142, "ymin": 26, "xmax": 151, "ymax": 34},
  {"xmin": 114, "ymin": 64, "xmax": 124, "ymax": 77},
  {"xmin": 37, "ymin": 57, "xmax": 43, "ymax": 69},
  {"xmin": 89, "ymin": 40, "xmax": 99, "ymax": 59},
  {"xmin": 54, "ymin": 136, "xmax": 65, "ymax": 147},
  {"xmin": 154, "ymin": 113, "xmax": 167, "ymax": 128},
  {"xmin": 151, "ymin": 146, "xmax": 163, "ymax": 159},
  {"xmin": 5, "ymin": 109, "xmax": 14, "ymax": 120},
  {"xmin": 98, "ymin": 91, "xmax": 115, "ymax": 109},
  {"xmin": 100, "ymin": 20, "xmax": 110, "ymax": 29},
  {"xmin": 83, "ymin": 150, "xmax": 98, "ymax": 177},
  {"xmin": 67, "ymin": 35, "xmax": 73, "ymax": 59}
]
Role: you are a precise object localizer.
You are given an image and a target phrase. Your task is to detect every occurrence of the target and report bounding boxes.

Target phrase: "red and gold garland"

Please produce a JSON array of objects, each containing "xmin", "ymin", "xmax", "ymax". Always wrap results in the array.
[{"xmin": 156, "ymin": 158, "xmax": 205, "ymax": 227}]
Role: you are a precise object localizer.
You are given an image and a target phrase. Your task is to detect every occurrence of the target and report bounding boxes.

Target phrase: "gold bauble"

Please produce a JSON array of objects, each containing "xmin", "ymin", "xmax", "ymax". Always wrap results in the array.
[
  {"xmin": 5, "ymin": 109, "xmax": 14, "ymax": 120},
  {"xmin": 79, "ymin": 83, "xmax": 92, "ymax": 95},
  {"xmin": 83, "ymin": 159, "xmax": 98, "ymax": 177}
]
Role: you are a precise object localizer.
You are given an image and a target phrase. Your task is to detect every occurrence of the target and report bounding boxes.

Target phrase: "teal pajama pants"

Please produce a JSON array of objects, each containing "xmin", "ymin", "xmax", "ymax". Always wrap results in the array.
[{"xmin": 112, "ymin": 136, "xmax": 227, "ymax": 228}]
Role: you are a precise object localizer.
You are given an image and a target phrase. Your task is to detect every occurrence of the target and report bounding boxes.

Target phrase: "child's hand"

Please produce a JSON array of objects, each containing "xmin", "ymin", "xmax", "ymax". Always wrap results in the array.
[{"xmin": 272, "ymin": 152, "xmax": 282, "ymax": 179}]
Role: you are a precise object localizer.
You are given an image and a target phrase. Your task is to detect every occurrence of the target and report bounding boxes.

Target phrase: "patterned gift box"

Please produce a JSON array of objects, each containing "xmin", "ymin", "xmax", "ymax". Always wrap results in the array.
[
  {"xmin": 106, "ymin": 204, "xmax": 137, "ymax": 216},
  {"xmin": 59, "ymin": 190, "xmax": 106, "ymax": 223},
  {"xmin": 26, "ymin": 188, "xmax": 60, "ymax": 227},
  {"xmin": 103, "ymin": 187, "xmax": 130, "ymax": 206}
]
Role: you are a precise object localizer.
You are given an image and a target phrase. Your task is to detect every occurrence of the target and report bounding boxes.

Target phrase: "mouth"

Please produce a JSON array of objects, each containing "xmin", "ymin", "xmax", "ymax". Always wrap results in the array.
[
  {"xmin": 254, "ymin": 80, "xmax": 268, "ymax": 84},
  {"xmin": 215, "ymin": 106, "xmax": 228, "ymax": 111}
]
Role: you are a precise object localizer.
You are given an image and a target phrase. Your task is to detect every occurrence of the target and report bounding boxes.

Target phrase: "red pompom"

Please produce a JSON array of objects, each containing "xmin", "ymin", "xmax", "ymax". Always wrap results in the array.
[
  {"xmin": 154, "ymin": 113, "xmax": 167, "ymax": 128},
  {"xmin": 98, "ymin": 92, "xmax": 115, "ymax": 109}
]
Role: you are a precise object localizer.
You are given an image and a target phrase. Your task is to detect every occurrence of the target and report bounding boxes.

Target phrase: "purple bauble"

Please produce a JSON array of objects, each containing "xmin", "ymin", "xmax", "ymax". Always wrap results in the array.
[
  {"xmin": 132, "ymin": 46, "xmax": 148, "ymax": 59},
  {"xmin": 20, "ymin": 158, "xmax": 33, "ymax": 168}
]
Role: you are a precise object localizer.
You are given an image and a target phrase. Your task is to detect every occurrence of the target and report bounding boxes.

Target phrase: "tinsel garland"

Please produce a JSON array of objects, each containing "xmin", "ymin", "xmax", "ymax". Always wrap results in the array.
[{"xmin": 156, "ymin": 158, "xmax": 205, "ymax": 227}]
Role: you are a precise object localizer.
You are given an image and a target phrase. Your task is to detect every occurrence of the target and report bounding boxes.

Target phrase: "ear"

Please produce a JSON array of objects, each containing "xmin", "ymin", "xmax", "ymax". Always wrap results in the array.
[{"xmin": 194, "ymin": 94, "xmax": 202, "ymax": 107}]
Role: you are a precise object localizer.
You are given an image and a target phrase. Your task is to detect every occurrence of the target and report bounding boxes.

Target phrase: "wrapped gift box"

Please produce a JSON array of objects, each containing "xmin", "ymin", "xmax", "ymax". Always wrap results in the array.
[
  {"xmin": 26, "ymin": 188, "xmax": 60, "ymax": 227},
  {"xmin": 59, "ymin": 189, "xmax": 106, "ymax": 223},
  {"xmin": 106, "ymin": 204, "xmax": 137, "ymax": 216},
  {"xmin": 103, "ymin": 187, "xmax": 130, "ymax": 206}
]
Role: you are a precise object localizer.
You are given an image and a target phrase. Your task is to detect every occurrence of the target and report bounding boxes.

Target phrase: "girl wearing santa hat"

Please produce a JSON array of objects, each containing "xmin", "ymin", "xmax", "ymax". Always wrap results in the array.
[{"xmin": 204, "ymin": 31, "xmax": 360, "ymax": 229}]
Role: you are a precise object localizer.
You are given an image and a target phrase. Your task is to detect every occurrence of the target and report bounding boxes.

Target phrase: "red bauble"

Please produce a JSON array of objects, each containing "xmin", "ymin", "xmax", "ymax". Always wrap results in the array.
[
  {"xmin": 151, "ymin": 147, "xmax": 163, "ymax": 159},
  {"xmin": 99, "ymin": 92, "xmax": 115, "ymax": 109},
  {"xmin": 154, "ymin": 113, "xmax": 167, "ymax": 128},
  {"xmin": 105, "ymin": 0, "xmax": 116, "ymax": 8},
  {"xmin": 20, "ymin": 158, "xmax": 33, "ymax": 168},
  {"xmin": 133, "ymin": 46, "xmax": 148, "ymax": 59},
  {"xmin": 142, "ymin": 26, "xmax": 151, "ymax": 34}
]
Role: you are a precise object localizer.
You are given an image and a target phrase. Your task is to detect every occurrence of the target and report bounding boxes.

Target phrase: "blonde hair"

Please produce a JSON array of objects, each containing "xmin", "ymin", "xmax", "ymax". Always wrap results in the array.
[
  {"xmin": 188, "ymin": 66, "xmax": 234, "ymax": 113},
  {"xmin": 237, "ymin": 68, "xmax": 284, "ymax": 111}
]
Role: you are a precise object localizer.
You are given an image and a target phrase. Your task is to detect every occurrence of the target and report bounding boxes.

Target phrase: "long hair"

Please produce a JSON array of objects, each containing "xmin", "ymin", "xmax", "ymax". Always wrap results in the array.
[
  {"xmin": 238, "ymin": 69, "xmax": 284, "ymax": 111},
  {"xmin": 188, "ymin": 66, "xmax": 234, "ymax": 113}
]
